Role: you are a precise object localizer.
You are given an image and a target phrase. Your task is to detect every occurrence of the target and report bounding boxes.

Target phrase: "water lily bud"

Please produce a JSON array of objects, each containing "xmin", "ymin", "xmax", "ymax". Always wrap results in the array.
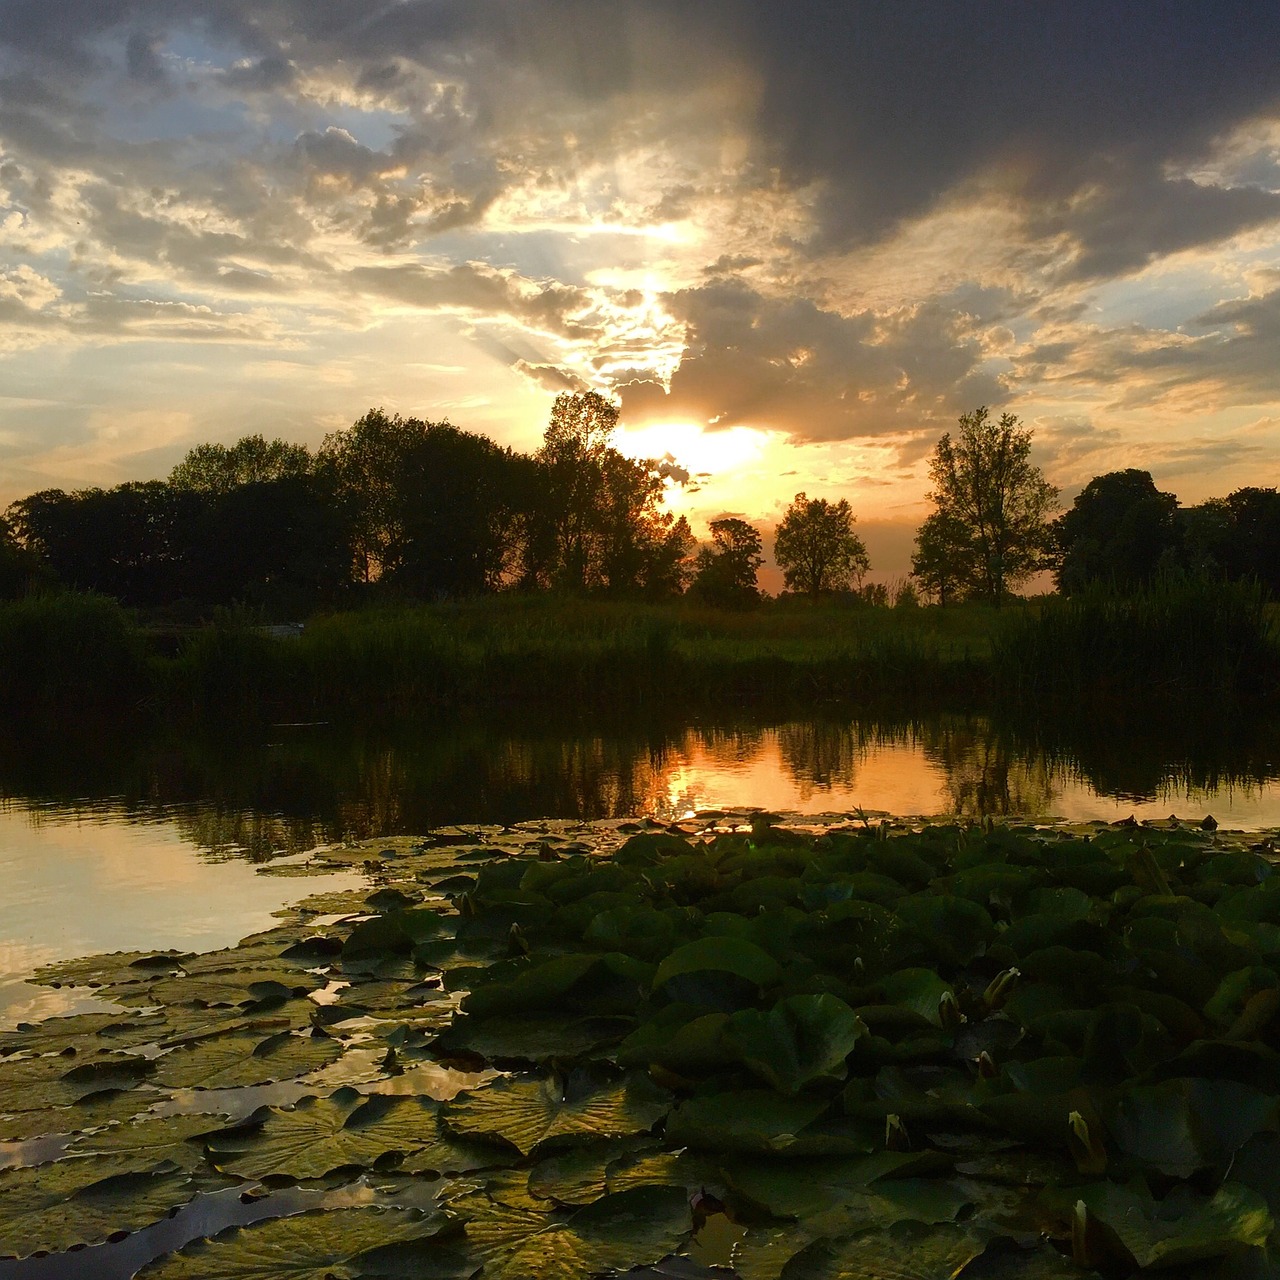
[
  {"xmin": 976, "ymin": 1050, "xmax": 997, "ymax": 1079},
  {"xmin": 507, "ymin": 922, "xmax": 529, "ymax": 956},
  {"xmin": 853, "ymin": 956, "xmax": 865, "ymax": 975},
  {"xmin": 938, "ymin": 989, "xmax": 964, "ymax": 1031},
  {"xmin": 885, "ymin": 1113, "xmax": 910, "ymax": 1151},
  {"xmin": 1067, "ymin": 1109, "xmax": 1107, "ymax": 1174},
  {"xmin": 1071, "ymin": 1199, "xmax": 1090, "ymax": 1267},
  {"xmin": 983, "ymin": 967, "xmax": 1020, "ymax": 1009}
]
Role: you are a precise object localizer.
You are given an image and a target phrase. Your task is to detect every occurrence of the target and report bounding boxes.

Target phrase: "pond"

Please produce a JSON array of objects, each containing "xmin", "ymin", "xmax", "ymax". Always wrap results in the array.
[{"xmin": 3, "ymin": 708, "xmax": 1280, "ymax": 1028}]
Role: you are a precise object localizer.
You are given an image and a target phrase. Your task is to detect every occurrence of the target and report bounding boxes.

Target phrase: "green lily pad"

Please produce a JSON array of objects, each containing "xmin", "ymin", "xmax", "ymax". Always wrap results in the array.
[
  {"xmin": 459, "ymin": 1184, "xmax": 691, "ymax": 1280},
  {"xmin": 136, "ymin": 1206, "xmax": 453, "ymax": 1279},
  {"xmin": 1076, "ymin": 1179, "xmax": 1273, "ymax": 1269},
  {"xmin": 0, "ymin": 1156, "xmax": 219, "ymax": 1258},
  {"xmin": 67, "ymin": 1111, "xmax": 233, "ymax": 1171},
  {"xmin": 30, "ymin": 950, "xmax": 188, "ymax": 990},
  {"xmin": 653, "ymin": 937, "xmax": 781, "ymax": 994},
  {"xmin": 153, "ymin": 1030, "xmax": 341, "ymax": 1089},
  {"xmin": 0, "ymin": 1011, "xmax": 168, "ymax": 1057},
  {"xmin": 724, "ymin": 995, "xmax": 866, "ymax": 1094},
  {"xmin": 0, "ymin": 1050, "xmax": 153, "ymax": 1115},
  {"xmin": 666, "ymin": 1090, "xmax": 831, "ymax": 1154},
  {"xmin": 771, "ymin": 1221, "xmax": 988, "ymax": 1280},
  {"xmin": 443, "ymin": 1072, "xmax": 671, "ymax": 1157},
  {"xmin": 207, "ymin": 1089, "xmax": 450, "ymax": 1181}
]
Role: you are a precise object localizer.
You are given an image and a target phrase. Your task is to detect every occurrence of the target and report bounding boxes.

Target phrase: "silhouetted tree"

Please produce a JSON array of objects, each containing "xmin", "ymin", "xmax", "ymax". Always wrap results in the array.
[
  {"xmin": 911, "ymin": 510, "xmax": 973, "ymax": 606},
  {"xmin": 774, "ymin": 493, "xmax": 869, "ymax": 596},
  {"xmin": 7, "ymin": 483, "xmax": 202, "ymax": 605},
  {"xmin": 531, "ymin": 392, "xmax": 689, "ymax": 596},
  {"xmin": 317, "ymin": 408, "xmax": 425, "ymax": 583},
  {"xmin": 187, "ymin": 474, "xmax": 350, "ymax": 609},
  {"xmin": 1055, "ymin": 469, "xmax": 1180, "ymax": 594},
  {"xmin": 692, "ymin": 517, "xmax": 764, "ymax": 606},
  {"xmin": 170, "ymin": 435, "xmax": 311, "ymax": 495},
  {"xmin": 1221, "ymin": 488, "xmax": 1280, "ymax": 595},
  {"xmin": 925, "ymin": 407, "xmax": 1057, "ymax": 603},
  {"xmin": 393, "ymin": 424, "xmax": 537, "ymax": 597}
]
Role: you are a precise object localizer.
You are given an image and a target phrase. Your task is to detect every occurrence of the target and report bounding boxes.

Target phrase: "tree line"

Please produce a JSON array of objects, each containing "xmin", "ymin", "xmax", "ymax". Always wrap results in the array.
[{"xmin": 0, "ymin": 394, "xmax": 1274, "ymax": 613}]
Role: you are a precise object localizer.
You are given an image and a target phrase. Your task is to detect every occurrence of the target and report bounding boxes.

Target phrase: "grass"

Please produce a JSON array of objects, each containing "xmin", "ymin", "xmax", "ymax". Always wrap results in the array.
[
  {"xmin": 0, "ymin": 586, "xmax": 1274, "ymax": 726},
  {"xmin": 157, "ymin": 595, "xmax": 999, "ymax": 721},
  {"xmin": 993, "ymin": 576, "xmax": 1280, "ymax": 709}
]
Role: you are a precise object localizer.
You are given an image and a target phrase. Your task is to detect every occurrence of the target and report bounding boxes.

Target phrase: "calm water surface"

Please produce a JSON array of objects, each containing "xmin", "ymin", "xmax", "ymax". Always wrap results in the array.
[{"xmin": 2, "ymin": 711, "xmax": 1279, "ymax": 1024}]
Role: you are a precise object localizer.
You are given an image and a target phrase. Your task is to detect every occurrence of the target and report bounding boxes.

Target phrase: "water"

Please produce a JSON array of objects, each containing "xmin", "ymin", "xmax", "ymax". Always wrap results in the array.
[{"xmin": 2, "ymin": 710, "xmax": 1279, "ymax": 1024}]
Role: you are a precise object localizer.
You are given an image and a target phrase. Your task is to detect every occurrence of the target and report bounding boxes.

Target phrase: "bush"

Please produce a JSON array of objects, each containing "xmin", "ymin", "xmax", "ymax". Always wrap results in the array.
[{"xmin": 0, "ymin": 593, "xmax": 149, "ymax": 718}]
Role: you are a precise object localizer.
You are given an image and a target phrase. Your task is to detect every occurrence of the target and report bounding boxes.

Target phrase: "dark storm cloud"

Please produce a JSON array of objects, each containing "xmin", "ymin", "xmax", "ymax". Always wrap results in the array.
[
  {"xmin": 5, "ymin": 2, "xmax": 1279, "ymax": 269},
  {"xmin": 619, "ymin": 278, "xmax": 1003, "ymax": 441}
]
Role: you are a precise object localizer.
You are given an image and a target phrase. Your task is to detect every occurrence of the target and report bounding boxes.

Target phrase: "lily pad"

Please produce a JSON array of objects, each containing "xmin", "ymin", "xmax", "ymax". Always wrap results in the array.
[
  {"xmin": 724, "ymin": 995, "xmax": 866, "ymax": 1094},
  {"xmin": 0, "ymin": 1156, "xmax": 220, "ymax": 1258},
  {"xmin": 136, "ymin": 1206, "xmax": 453, "ymax": 1279},
  {"xmin": 153, "ymin": 1030, "xmax": 341, "ymax": 1089},
  {"xmin": 459, "ymin": 1184, "xmax": 691, "ymax": 1280},
  {"xmin": 444, "ymin": 1072, "xmax": 671, "ymax": 1157},
  {"xmin": 207, "ymin": 1089, "xmax": 452, "ymax": 1181}
]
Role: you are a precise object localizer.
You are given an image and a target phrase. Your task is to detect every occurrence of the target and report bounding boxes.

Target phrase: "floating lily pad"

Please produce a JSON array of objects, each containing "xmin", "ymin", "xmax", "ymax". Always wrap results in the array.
[
  {"xmin": 0, "ymin": 1050, "xmax": 153, "ymax": 1115},
  {"xmin": 153, "ymin": 1030, "xmax": 341, "ymax": 1089},
  {"xmin": 0, "ymin": 1156, "xmax": 222, "ymax": 1258},
  {"xmin": 136, "ymin": 1206, "xmax": 454, "ymax": 1279},
  {"xmin": 459, "ymin": 1184, "xmax": 691, "ymax": 1280},
  {"xmin": 31, "ymin": 950, "xmax": 188, "ymax": 990},
  {"xmin": 444, "ymin": 1072, "xmax": 671, "ymax": 1157},
  {"xmin": 67, "ymin": 1111, "xmax": 234, "ymax": 1171},
  {"xmin": 724, "ymin": 995, "xmax": 866, "ymax": 1094},
  {"xmin": 208, "ymin": 1089, "xmax": 453, "ymax": 1181}
]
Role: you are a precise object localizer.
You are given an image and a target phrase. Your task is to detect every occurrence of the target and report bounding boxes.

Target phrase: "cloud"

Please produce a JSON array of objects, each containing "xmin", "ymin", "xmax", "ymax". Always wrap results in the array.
[{"xmin": 619, "ymin": 277, "xmax": 1004, "ymax": 443}]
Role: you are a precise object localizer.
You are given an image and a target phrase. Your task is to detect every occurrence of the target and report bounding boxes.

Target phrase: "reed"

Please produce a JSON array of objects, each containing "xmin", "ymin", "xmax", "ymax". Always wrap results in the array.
[
  {"xmin": 992, "ymin": 576, "xmax": 1279, "ymax": 707},
  {"xmin": 0, "ymin": 592, "xmax": 149, "ymax": 718}
]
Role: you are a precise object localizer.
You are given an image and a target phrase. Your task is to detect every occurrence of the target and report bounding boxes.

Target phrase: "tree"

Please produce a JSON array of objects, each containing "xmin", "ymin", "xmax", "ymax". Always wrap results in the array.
[
  {"xmin": 1221, "ymin": 488, "xmax": 1280, "ymax": 595},
  {"xmin": 528, "ymin": 391, "xmax": 690, "ymax": 596},
  {"xmin": 911, "ymin": 510, "xmax": 972, "ymax": 606},
  {"xmin": 170, "ymin": 435, "xmax": 311, "ymax": 495},
  {"xmin": 691, "ymin": 517, "xmax": 764, "ymax": 606},
  {"xmin": 925, "ymin": 407, "xmax": 1058, "ymax": 603},
  {"xmin": 773, "ymin": 493, "xmax": 869, "ymax": 597},
  {"xmin": 1054, "ymin": 469, "xmax": 1179, "ymax": 594},
  {"xmin": 7, "ymin": 482, "xmax": 203, "ymax": 605}
]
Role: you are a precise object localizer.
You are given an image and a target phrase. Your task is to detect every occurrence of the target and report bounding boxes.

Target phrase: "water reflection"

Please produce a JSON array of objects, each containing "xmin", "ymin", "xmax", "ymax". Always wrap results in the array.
[{"xmin": 1, "ymin": 711, "xmax": 1279, "ymax": 857}]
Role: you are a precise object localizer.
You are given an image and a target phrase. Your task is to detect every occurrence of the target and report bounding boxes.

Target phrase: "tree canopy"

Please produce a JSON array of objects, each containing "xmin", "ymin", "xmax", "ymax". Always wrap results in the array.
[
  {"xmin": 1055, "ymin": 469, "xmax": 1179, "ymax": 595},
  {"xmin": 691, "ymin": 517, "xmax": 764, "ymax": 607},
  {"xmin": 922, "ymin": 407, "xmax": 1058, "ymax": 603},
  {"xmin": 774, "ymin": 493, "xmax": 869, "ymax": 597}
]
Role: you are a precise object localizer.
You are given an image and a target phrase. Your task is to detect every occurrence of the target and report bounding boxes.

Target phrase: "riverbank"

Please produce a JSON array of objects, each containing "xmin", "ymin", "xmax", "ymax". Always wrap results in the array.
[{"xmin": 0, "ymin": 582, "xmax": 1274, "ymax": 726}]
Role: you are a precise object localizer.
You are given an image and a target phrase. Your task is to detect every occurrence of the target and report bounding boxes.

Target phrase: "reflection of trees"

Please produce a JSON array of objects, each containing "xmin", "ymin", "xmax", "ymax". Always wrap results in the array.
[
  {"xmin": 777, "ymin": 721, "xmax": 867, "ymax": 800},
  {"xmin": 920, "ymin": 718, "xmax": 1055, "ymax": 818},
  {"xmin": 170, "ymin": 808, "xmax": 330, "ymax": 863}
]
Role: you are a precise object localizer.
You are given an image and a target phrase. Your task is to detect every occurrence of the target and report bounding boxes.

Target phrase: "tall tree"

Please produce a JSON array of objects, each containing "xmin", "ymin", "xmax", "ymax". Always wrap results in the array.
[
  {"xmin": 691, "ymin": 517, "xmax": 764, "ymax": 606},
  {"xmin": 774, "ymin": 493, "xmax": 869, "ymax": 597},
  {"xmin": 925, "ymin": 407, "xmax": 1058, "ymax": 603},
  {"xmin": 911, "ymin": 510, "xmax": 972, "ymax": 606},
  {"xmin": 1054, "ymin": 469, "xmax": 1179, "ymax": 594},
  {"xmin": 531, "ymin": 391, "xmax": 690, "ymax": 596}
]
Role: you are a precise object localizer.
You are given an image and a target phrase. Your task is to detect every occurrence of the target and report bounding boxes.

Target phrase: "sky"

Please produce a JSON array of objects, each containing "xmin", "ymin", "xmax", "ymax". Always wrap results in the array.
[{"xmin": 4, "ymin": 1, "xmax": 1280, "ymax": 578}]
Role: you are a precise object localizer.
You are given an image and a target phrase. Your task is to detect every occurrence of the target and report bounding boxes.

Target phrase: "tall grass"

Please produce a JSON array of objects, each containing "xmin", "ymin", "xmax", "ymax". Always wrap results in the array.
[
  {"xmin": 993, "ymin": 577, "xmax": 1279, "ymax": 708},
  {"xmin": 0, "ymin": 593, "xmax": 149, "ymax": 719}
]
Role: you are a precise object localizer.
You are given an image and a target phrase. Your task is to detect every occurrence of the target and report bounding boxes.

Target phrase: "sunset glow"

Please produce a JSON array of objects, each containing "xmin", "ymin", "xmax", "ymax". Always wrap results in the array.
[{"xmin": 2, "ymin": 6, "xmax": 1280, "ymax": 571}]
